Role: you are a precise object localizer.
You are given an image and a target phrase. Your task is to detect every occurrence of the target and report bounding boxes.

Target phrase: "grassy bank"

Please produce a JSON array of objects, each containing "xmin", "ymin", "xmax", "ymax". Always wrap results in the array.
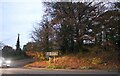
[{"xmin": 24, "ymin": 50, "xmax": 119, "ymax": 71}]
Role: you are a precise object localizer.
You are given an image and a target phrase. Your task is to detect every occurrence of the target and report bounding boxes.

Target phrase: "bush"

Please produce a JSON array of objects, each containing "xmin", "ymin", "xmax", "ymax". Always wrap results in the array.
[
  {"xmin": 26, "ymin": 51, "xmax": 46, "ymax": 61},
  {"xmin": 92, "ymin": 57, "xmax": 103, "ymax": 65}
]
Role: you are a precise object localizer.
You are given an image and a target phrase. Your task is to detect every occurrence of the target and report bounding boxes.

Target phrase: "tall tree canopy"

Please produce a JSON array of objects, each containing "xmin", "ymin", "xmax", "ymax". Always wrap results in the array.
[{"xmin": 31, "ymin": 2, "xmax": 120, "ymax": 54}]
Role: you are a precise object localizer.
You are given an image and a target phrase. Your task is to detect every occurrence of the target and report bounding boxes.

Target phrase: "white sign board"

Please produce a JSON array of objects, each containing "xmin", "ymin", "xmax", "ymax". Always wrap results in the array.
[{"xmin": 46, "ymin": 51, "xmax": 58, "ymax": 56}]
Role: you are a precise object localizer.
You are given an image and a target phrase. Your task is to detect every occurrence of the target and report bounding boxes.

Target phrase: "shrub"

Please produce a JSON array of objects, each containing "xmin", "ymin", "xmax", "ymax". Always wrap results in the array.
[
  {"xmin": 92, "ymin": 57, "xmax": 103, "ymax": 65},
  {"xmin": 26, "ymin": 51, "xmax": 46, "ymax": 61}
]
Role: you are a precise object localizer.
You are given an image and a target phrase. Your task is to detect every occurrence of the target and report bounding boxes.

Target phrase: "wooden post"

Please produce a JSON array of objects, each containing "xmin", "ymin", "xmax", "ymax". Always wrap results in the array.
[{"xmin": 54, "ymin": 56, "xmax": 55, "ymax": 65}]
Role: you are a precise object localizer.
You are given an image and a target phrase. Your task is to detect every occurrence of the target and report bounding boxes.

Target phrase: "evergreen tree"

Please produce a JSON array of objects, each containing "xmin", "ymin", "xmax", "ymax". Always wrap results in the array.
[{"xmin": 16, "ymin": 34, "xmax": 21, "ymax": 51}]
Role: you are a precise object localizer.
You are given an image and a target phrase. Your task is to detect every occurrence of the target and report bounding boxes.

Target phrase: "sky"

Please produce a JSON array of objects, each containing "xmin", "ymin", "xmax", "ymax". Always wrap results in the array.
[{"xmin": 0, "ymin": 0, "xmax": 44, "ymax": 49}]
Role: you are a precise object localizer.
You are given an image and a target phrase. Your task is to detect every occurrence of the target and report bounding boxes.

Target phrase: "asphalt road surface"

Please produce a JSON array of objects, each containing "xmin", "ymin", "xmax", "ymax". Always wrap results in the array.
[
  {"xmin": 0, "ymin": 58, "xmax": 119, "ymax": 76},
  {"xmin": 0, "ymin": 68, "xmax": 119, "ymax": 76}
]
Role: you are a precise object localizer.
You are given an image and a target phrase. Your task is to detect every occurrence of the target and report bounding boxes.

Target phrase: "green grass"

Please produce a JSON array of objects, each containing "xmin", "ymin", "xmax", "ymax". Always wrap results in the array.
[
  {"xmin": 80, "ymin": 66, "xmax": 95, "ymax": 69},
  {"xmin": 47, "ymin": 65, "xmax": 65, "ymax": 69}
]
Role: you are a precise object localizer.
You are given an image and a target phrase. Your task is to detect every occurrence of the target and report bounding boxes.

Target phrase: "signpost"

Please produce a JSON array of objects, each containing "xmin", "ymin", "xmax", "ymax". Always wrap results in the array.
[
  {"xmin": 46, "ymin": 51, "xmax": 59, "ymax": 64},
  {"xmin": 46, "ymin": 51, "xmax": 58, "ymax": 56}
]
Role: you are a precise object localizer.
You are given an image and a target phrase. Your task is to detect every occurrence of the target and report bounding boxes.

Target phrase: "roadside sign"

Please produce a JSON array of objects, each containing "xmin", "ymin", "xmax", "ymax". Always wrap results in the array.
[
  {"xmin": 46, "ymin": 51, "xmax": 58, "ymax": 56},
  {"xmin": 46, "ymin": 51, "xmax": 59, "ymax": 64}
]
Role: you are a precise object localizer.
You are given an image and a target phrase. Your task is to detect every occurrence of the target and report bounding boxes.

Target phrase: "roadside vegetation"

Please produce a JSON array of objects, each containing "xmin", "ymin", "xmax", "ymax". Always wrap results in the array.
[
  {"xmin": 1, "ymin": 35, "xmax": 29, "ymax": 60},
  {"xmin": 24, "ymin": 46, "xmax": 119, "ymax": 70},
  {"xmin": 1, "ymin": 45, "xmax": 28, "ymax": 60}
]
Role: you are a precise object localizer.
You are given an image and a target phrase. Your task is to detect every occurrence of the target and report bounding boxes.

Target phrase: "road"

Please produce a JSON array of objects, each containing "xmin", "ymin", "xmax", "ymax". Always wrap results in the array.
[
  {"xmin": 0, "ymin": 68, "xmax": 119, "ymax": 74},
  {"xmin": 0, "ymin": 68, "xmax": 119, "ymax": 76},
  {"xmin": 0, "ymin": 58, "xmax": 119, "ymax": 76},
  {"xmin": 10, "ymin": 58, "xmax": 34, "ymax": 68}
]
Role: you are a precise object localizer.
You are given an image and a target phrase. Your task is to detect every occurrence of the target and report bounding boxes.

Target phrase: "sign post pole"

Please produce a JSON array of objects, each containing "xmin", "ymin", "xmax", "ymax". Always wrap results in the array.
[
  {"xmin": 54, "ymin": 56, "xmax": 55, "ymax": 65},
  {"xmin": 46, "ymin": 51, "xmax": 59, "ymax": 66}
]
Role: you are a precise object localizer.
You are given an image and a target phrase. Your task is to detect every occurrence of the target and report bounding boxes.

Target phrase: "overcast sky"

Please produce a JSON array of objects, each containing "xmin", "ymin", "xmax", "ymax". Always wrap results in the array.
[{"xmin": 0, "ymin": 0, "xmax": 44, "ymax": 49}]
